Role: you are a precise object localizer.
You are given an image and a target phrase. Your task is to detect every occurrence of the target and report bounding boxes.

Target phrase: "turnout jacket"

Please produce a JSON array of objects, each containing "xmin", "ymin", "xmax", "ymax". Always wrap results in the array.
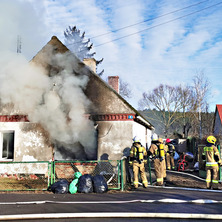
[
  {"xmin": 129, "ymin": 142, "xmax": 147, "ymax": 164},
  {"xmin": 202, "ymin": 144, "xmax": 222, "ymax": 167},
  {"xmin": 166, "ymin": 143, "xmax": 175, "ymax": 156},
  {"xmin": 148, "ymin": 142, "xmax": 165, "ymax": 160}
]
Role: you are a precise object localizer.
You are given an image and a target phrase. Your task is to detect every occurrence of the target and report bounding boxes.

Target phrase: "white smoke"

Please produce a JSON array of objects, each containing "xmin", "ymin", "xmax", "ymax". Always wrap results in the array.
[{"xmin": 0, "ymin": 50, "xmax": 97, "ymax": 160}]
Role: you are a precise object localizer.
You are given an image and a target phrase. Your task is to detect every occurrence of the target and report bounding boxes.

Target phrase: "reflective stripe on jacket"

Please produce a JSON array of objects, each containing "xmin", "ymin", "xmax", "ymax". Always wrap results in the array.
[{"xmin": 202, "ymin": 145, "xmax": 221, "ymax": 166}]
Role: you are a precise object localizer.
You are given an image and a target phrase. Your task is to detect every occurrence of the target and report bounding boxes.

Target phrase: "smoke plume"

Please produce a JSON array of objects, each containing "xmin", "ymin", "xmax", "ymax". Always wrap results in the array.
[{"xmin": 0, "ymin": 50, "xmax": 97, "ymax": 160}]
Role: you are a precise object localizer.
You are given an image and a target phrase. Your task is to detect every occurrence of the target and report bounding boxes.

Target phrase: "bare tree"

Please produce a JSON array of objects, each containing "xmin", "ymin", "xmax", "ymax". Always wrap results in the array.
[
  {"xmin": 139, "ymin": 84, "xmax": 183, "ymax": 137},
  {"xmin": 119, "ymin": 78, "xmax": 132, "ymax": 99},
  {"xmin": 139, "ymin": 72, "xmax": 211, "ymax": 139},
  {"xmin": 178, "ymin": 85, "xmax": 194, "ymax": 138},
  {"xmin": 191, "ymin": 71, "xmax": 210, "ymax": 139}
]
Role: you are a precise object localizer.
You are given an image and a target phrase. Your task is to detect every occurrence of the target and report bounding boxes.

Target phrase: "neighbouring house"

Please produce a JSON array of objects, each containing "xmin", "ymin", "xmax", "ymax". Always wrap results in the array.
[
  {"xmin": 213, "ymin": 104, "xmax": 222, "ymax": 141},
  {"xmin": 0, "ymin": 36, "xmax": 154, "ymax": 170}
]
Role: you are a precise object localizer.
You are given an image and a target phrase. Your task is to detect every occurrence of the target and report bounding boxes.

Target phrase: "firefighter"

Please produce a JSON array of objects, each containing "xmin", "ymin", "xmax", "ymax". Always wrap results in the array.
[
  {"xmin": 165, "ymin": 138, "xmax": 176, "ymax": 170},
  {"xmin": 129, "ymin": 136, "xmax": 148, "ymax": 189},
  {"xmin": 202, "ymin": 136, "xmax": 222, "ymax": 190},
  {"xmin": 148, "ymin": 134, "xmax": 165, "ymax": 186}
]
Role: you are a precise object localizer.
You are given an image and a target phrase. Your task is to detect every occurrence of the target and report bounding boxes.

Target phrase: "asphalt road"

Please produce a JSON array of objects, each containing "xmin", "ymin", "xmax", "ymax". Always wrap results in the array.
[{"xmin": 0, "ymin": 186, "xmax": 222, "ymax": 221}]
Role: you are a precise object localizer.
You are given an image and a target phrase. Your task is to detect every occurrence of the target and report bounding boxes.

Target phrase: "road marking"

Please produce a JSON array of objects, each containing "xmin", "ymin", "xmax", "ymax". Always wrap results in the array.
[
  {"xmin": 0, "ymin": 212, "xmax": 222, "ymax": 220},
  {"xmin": 149, "ymin": 184, "xmax": 222, "ymax": 192}
]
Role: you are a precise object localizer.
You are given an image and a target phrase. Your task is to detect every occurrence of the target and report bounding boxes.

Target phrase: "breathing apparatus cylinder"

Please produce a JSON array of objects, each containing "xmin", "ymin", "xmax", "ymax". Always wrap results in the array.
[
  {"xmin": 159, "ymin": 144, "xmax": 165, "ymax": 158},
  {"xmin": 138, "ymin": 146, "xmax": 143, "ymax": 161}
]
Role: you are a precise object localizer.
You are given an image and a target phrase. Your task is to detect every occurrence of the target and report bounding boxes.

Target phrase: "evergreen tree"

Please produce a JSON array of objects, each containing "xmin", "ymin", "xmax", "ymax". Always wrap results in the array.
[{"xmin": 64, "ymin": 26, "xmax": 104, "ymax": 76}]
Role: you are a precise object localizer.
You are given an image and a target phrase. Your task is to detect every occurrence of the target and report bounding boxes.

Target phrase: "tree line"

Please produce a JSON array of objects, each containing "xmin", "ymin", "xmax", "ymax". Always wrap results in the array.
[{"xmin": 138, "ymin": 72, "xmax": 214, "ymax": 139}]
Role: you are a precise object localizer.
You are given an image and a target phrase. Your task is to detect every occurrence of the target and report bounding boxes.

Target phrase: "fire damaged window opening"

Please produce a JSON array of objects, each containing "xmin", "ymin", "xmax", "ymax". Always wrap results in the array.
[{"xmin": 0, "ymin": 131, "xmax": 14, "ymax": 160}]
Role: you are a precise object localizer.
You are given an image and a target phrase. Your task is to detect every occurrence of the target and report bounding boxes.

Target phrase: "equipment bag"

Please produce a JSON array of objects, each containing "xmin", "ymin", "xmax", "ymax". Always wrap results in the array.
[{"xmin": 92, "ymin": 175, "xmax": 108, "ymax": 193}]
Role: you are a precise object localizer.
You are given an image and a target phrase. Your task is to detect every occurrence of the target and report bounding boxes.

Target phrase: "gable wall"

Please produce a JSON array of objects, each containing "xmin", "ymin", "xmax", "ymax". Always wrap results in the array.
[{"xmin": 12, "ymin": 36, "xmax": 153, "ymax": 162}]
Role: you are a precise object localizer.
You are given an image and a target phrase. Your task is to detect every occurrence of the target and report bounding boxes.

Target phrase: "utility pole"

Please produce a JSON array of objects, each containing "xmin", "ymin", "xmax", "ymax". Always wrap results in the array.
[{"xmin": 17, "ymin": 35, "xmax": 21, "ymax": 54}]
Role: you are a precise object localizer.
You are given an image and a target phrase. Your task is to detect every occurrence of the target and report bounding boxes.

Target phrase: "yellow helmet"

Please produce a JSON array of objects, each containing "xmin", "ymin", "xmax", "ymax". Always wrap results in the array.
[{"xmin": 207, "ymin": 136, "xmax": 216, "ymax": 144}]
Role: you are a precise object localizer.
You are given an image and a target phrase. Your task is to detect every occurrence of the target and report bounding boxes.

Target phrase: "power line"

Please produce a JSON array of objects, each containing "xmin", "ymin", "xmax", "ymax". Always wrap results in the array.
[
  {"xmin": 66, "ymin": 0, "xmax": 209, "ymax": 47},
  {"xmin": 94, "ymin": 1, "xmax": 222, "ymax": 48},
  {"xmin": 90, "ymin": 0, "xmax": 210, "ymax": 40}
]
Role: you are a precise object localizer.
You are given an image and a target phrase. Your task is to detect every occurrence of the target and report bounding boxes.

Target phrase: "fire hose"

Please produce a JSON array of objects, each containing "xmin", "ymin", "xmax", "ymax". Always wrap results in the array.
[{"xmin": 0, "ymin": 199, "xmax": 222, "ymax": 220}]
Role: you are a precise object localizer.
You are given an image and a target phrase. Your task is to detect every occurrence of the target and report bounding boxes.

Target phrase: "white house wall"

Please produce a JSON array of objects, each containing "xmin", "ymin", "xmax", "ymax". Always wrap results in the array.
[
  {"xmin": 97, "ymin": 121, "xmax": 133, "ymax": 160},
  {"xmin": 0, "ymin": 122, "xmax": 53, "ymax": 162},
  {"xmin": 97, "ymin": 120, "xmax": 153, "ymax": 160},
  {"xmin": 133, "ymin": 121, "xmax": 152, "ymax": 149},
  {"xmin": 0, "ymin": 162, "xmax": 49, "ymax": 175}
]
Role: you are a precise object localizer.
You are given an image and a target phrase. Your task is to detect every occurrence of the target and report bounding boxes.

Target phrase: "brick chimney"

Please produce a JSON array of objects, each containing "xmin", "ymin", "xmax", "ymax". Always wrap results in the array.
[
  {"xmin": 108, "ymin": 76, "xmax": 119, "ymax": 93},
  {"xmin": 83, "ymin": 58, "xmax": 96, "ymax": 73}
]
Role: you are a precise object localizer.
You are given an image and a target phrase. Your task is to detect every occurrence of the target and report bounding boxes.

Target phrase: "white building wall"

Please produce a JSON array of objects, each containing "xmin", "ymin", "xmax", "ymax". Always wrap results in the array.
[
  {"xmin": 133, "ymin": 121, "xmax": 152, "ymax": 149},
  {"xmin": 97, "ymin": 120, "xmax": 133, "ymax": 160},
  {"xmin": 97, "ymin": 119, "xmax": 153, "ymax": 160},
  {"xmin": 0, "ymin": 122, "xmax": 52, "ymax": 162}
]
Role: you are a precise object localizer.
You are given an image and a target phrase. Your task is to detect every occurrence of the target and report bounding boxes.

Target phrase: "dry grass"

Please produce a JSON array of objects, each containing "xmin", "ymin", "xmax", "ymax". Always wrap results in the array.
[{"xmin": 0, "ymin": 177, "xmax": 48, "ymax": 191}]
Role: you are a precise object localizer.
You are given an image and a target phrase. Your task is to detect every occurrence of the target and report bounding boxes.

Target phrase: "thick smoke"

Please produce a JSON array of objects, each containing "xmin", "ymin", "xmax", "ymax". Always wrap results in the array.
[{"xmin": 0, "ymin": 50, "xmax": 97, "ymax": 160}]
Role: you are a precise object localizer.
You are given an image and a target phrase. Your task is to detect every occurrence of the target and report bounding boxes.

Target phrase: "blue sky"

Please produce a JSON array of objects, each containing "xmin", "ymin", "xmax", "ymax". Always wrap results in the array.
[{"xmin": 1, "ymin": 0, "xmax": 222, "ymax": 112}]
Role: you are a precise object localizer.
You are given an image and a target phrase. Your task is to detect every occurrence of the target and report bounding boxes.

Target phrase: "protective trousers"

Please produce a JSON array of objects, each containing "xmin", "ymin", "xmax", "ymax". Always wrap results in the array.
[
  {"xmin": 206, "ymin": 165, "xmax": 219, "ymax": 189},
  {"xmin": 133, "ymin": 162, "xmax": 148, "ymax": 188},
  {"xmin": 166, "ymin": 154, "xmax": 175, "ymax": 170},
  {"xmin": 154, "ymin": 159, "xmax": 164, "ymax": 186}
]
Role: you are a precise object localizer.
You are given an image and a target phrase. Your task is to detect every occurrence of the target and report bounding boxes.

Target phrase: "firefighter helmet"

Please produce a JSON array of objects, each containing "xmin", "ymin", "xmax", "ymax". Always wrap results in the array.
[
  {"xmin": 133, "ymin": 136, "xmax": 141, "ymax": 143},
  {"xmin": 207, "ymin": 136, "xmax": 216, "ymax": 144},
  {"xmin": 166, "ymin": 138, "xmax": 171, "ymax": 143},
  {"xmin": 151, "ymin": 133, "xmax": 158, "ymax": 141}
]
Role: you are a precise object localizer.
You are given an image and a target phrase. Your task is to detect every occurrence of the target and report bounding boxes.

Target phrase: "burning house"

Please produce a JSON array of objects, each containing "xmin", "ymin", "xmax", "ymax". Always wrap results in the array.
[{"xmin": 0, "ymin": 36, "xmax": 154, "ymax": 165}]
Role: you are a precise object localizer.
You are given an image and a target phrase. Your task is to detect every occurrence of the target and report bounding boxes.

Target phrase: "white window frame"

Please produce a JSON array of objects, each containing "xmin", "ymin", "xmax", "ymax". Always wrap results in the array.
[{"xmin": 0, "ymin": 131, "xmax": 15, "ymax": 161}]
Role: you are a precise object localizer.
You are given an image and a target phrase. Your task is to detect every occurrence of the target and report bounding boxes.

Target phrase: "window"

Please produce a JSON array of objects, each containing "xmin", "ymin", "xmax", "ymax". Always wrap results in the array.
[{"xmin": 0, "ymin": 131, "xmax": 14, "ymax": 160}]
